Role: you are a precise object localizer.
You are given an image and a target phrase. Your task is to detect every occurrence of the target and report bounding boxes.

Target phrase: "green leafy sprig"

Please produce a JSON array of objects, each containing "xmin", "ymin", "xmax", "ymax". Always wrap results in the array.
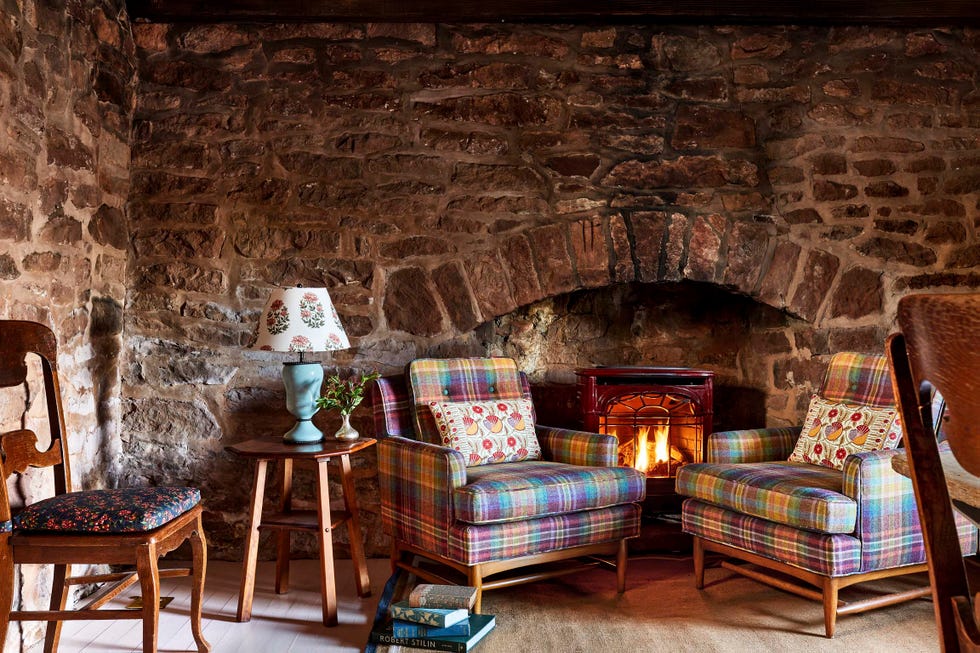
[{"xmin": 315, "ymin": 371, "xmax": 381, "ymax": 416}]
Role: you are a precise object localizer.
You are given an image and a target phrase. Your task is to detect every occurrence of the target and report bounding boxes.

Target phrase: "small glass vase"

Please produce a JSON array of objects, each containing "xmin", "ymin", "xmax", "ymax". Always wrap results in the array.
[{"xmin": 334, "ymin": 412, "xmax": 359, "ymax": 441}]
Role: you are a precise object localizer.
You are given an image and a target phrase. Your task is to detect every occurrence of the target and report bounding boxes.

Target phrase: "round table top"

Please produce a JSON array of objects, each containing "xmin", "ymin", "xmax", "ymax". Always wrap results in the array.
[{"xmin": 226, "ymin": 435, "xmax": 377, "ymax": 460}]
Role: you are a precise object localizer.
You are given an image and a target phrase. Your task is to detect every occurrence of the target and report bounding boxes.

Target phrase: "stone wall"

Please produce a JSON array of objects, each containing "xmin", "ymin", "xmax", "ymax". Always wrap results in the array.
[
  {"xmin": 0, "ymin": 0, "xmax": 135, "ymax": 650},
  {"xmin": 126, "ymin": 22, "xmax": 980, "ymax": 560}
]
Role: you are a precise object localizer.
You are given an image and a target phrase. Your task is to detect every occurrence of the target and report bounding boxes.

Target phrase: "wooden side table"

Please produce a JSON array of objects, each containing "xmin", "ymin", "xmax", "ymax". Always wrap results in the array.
[{"xmin": 226, "ymin": 436, "xmax": 376, "ymax": 626}]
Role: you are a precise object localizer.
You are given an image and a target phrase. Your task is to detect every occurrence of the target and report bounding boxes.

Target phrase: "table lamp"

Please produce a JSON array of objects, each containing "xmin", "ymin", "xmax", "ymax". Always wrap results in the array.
[{"xmin": 251, "ymin": 287, "xmax": 350, "ymax": 443}]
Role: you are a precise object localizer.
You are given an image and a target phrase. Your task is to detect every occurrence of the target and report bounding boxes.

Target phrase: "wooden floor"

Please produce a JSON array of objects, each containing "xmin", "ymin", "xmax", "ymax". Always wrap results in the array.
[{"xmin": 56, "ymin": 558, "xmax": 391, "ymax": 652}]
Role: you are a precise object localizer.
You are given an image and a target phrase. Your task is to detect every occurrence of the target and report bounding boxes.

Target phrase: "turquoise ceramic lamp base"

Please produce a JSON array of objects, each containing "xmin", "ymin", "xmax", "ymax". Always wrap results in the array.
[{"xmin": 282, "ymin": 361, "xmax": 324, "ymax": 444}]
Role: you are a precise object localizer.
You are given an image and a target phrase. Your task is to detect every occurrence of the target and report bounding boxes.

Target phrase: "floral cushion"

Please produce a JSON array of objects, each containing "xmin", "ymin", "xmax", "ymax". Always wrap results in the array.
[
  {"xmin": 788, "ymin": 396, "xmax": 902, "ymax": 470},
  {"xmin": 14, "ymin": 487, "xmax": 200, "ymax": 534},
  {"xmin": 429, "ymin": 398, "xmax": 541, "ymax": 466}
]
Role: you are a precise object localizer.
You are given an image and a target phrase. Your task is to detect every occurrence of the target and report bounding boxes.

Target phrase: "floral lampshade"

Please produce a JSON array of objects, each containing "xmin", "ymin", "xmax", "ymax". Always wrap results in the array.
[{"xmin": 251, "ymin": 287, "xmax": 350, "ymax": 353}]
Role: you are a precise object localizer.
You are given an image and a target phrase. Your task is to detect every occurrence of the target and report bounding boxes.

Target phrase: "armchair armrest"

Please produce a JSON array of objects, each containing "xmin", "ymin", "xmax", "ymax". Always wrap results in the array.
[
  {"xmin": 535, "ymin": 424, "xmax": 617, "ymax": 467},
  {"xmin": 843, "ymin": 446, "xmax": 978, "ymax": 566},
  {"xmin": 706, "ymin": 426, "xmax": 802, "ymax": 464},
  {"xmin": 842, "ymin": 448, "xmax": 925, "ymax": 567},
  {"xmin": 377, "ymin": 436, "xmax": 468, "ymax": 552}
]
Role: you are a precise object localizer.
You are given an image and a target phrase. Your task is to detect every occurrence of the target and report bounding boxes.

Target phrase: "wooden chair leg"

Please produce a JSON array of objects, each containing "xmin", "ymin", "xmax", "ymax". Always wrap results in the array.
[
  {"xmin": 467, "ymin": 566, "xmax": 484, "ymax": 614},
  {"xmin": 136, "ymin": 543, "xmax": 160, "ymax": 653},
  {"xmin": 616, "ymin": 538, "xmax": 628, "ymax": 593},
  {"xmin": 189, "ymin": 520, "xmax": 211, "ymax": 653},
  {"xmin": 823, "ymin": 577, "xmax": 840, "ymax": 638},
  {"xmin": 43, "ymin": 563, "xmax": 69, "ymax": 653},
  {"xmin": 693, "ymin": 537, "xmax": 706, "ymax": 589},
  {"xmin": 0, "ymin": 541, "xmax": 14, "ymax": 648}
]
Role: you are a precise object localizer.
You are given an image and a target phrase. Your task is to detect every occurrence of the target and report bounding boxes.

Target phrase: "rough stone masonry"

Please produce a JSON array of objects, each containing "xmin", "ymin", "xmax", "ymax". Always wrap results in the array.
[{"xmin": 2, "ymin": 6, "xmax": 980, "ymax": 628}]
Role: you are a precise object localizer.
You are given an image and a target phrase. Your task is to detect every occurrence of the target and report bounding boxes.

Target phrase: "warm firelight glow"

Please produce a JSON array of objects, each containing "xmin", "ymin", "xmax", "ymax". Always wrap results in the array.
[
  {"xmin": 654, "ymin": 425, "xmax": 669, "ymax": 463},
  {"xmin": 633, "ymin": 425, "xmax": 670, "ymax": 473},
  {"xmin": 635, "ymin": 427, "xmax": 649, "ymax": 472}
]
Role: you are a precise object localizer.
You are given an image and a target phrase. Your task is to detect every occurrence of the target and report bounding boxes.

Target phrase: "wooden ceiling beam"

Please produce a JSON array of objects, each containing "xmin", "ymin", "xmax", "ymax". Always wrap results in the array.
[{"xmin": 125, "ymin": 0, "xmax": 980, "ymax": 25}]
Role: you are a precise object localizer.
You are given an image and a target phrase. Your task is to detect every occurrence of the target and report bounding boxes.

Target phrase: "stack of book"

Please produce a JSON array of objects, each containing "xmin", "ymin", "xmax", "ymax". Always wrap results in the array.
[{"xmin": 369, "ymin": 584, "xmax": 495, "ymax": 652}]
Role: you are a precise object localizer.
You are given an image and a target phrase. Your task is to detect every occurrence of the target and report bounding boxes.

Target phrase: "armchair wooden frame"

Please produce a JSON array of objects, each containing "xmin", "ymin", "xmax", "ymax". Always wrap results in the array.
[
  {"xmin": 0, "ymin": 320, "xmax": 209, "ymax": 653},
  {"xmin": 392, "ymin": 539, "xmax": 628, "ymax": 612}
]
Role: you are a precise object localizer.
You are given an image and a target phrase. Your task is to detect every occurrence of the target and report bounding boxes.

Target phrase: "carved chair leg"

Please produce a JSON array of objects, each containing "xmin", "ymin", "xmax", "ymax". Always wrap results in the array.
[
  {"xmin": 693, "ymin": 537, "xmax": 706, "ymax": 589},
  {"xmin": 43, "ymin": 563, "xmax": 69, "ymax": 653},
  {"xmin": 136, "ymin": 543, "xmax": 160, "ymax": 653},
  {"xmin": 189, "ymin": 522, "xmax": 211, "ymax": 653}
]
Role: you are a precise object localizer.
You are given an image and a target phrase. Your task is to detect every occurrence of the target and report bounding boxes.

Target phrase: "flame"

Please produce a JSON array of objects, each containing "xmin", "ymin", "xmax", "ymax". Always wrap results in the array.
[
  {"xmin": 654, "ymin": 424, "xmax": 670, "ymax": 463},
  {"xmin": 633, "ymin": 425, "xmax": 670, "ymax": 473},
  {"xmin": 635, "ymin": 427, "xmax": 649, "ymax": 472}
]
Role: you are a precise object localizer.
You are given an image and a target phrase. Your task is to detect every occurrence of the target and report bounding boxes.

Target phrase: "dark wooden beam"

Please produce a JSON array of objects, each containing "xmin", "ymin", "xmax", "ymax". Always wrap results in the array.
[{"xmin": 125, "ymin": 0, "xmax": 980, "ymax": 25}]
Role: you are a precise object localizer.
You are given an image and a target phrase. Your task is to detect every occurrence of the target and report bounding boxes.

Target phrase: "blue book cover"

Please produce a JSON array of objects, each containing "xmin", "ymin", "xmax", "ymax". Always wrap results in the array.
[
  {"xmin": 392, "ymin": 618, "xmax": 471, "ymax": 638},
  {"xmin": 389, "ymin": 601, "xmax": 468, "ymax": 628},
  {"xmin": 370, "ymin": 613, "xmax": 496, "ymax": 652}
]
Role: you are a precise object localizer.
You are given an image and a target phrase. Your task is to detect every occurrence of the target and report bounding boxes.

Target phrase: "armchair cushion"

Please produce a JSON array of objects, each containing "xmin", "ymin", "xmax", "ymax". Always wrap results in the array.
[
  {"xmin": 675, "ymin": 461, "xmax": 856, "ymax": 533},
  {"xmin": 429, "ymin": 398, "xmax": 541, "ymax": 466},
  {"xmin": 788, "ymin": 396, "xmax": 902, "ymax": 470},
  {"xmin": 456, "ymin": 461, "xmax": 646, "ymax": 525}
]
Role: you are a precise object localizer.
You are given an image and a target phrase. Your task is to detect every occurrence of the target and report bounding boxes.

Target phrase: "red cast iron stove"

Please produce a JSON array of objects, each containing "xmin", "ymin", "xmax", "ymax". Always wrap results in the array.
[{"xmin": 576, "ymin": 366, "xmax": 714, "ymax": 514}]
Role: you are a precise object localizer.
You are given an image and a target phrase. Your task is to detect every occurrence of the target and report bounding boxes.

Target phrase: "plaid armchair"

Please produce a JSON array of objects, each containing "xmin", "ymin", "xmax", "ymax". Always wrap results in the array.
[
  {"xmin": 676, "ymin": 352, "xmax": 978, "ymax": 637},
  {"xmin": 372, "ymin": 358, "xmax": 645, "ymax": 611}
]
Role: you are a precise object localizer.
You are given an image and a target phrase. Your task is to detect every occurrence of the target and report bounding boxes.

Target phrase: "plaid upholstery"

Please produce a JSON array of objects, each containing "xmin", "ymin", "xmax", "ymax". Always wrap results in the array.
[
  {"xmin": 683, "ymin": 499, "xmax": 863, "ymax": 576},
  {"xmin": 457, "ymin": 460, "xmax": 646, "ymax": 524},
  {"xmin": 821, "ymin": 352, "xmax": 895, "ymax": 408},
  {"xmin": 675, "ymin": 461, "xmax": 856, "ymax": 533},
  {"xmin": 372, "ymin": 375, "xmax": 413, "ymax": 438},
  {"xmin": 536, "ymin": 425, "xmax": 618, "ymax": 467},
  {"xmin": 447, "ymin": 503, "xmax": 641, "ymax": 565},
  {"xmin": 844, "ymin": 446, "xmax": 977, "ymax": 569},
  {"xmin": 377, "ymin": 435, "xmax": 468, "ymax": 558},
  {"xmin": 408, "ymin": 358, "xmax": 534, "ymax": 445},
  {"xmin": 707, "ymin": 427, "xmax": 802, "ymax": 464},
  {"xmin": 680, "ymin": 351, "xmax": 977, "ymax": 584},
  {"xmin": 376, "ymin": 357, "xmax": 645, "ymax": 568}
]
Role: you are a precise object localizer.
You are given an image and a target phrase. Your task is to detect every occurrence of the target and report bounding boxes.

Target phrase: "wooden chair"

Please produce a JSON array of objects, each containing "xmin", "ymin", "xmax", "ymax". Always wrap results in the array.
[
  {"xmin": 887, "ymin": 292, "xmax": 980, "ymax": 652},
  {"xmin": 0, "ymin": 320, "xmax": 210, "ymax": 653}
]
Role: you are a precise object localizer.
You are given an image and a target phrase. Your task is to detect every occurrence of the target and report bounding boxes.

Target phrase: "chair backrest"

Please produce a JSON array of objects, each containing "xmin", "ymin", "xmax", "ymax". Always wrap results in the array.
[
  {"xmin": 895, "ymin": 293, "xmax": 980, "ymax": 475},
  {"xmin": 371, "ymin": 358, "xmax": 531, "ymax": 444},
  {"xmin": 0, "ymin": 320, "xmax": 73, "ymax": 524},
  {"xmin": 888, "ymin": 292, "xmax": 980, "ymax": 651},
  {"xmin": 407, "ymin": 358, "xmax": 534, "ymax": 444},
  {"xmin": 819, "ymin": 351, "xmax": 895, "ymax": 409}
]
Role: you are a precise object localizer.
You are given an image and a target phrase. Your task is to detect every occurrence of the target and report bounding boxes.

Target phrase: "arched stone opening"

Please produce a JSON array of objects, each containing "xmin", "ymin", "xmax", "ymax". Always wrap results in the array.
[{"xmin": 472, "ymin": 279, "xmax": 818, "ymax": 433}]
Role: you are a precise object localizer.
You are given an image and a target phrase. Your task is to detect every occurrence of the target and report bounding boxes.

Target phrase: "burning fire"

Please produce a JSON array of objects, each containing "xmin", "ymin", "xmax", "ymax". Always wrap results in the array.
[{"xmin": 634, "ymin": 425, "xmax": 670, "ymax": 474}]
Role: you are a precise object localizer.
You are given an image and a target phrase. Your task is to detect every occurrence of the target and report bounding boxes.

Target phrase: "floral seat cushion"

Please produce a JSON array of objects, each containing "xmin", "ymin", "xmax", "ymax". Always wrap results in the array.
[{"xmin": 13, "ymin": 487, "xmax": 200, "ymax": 534}]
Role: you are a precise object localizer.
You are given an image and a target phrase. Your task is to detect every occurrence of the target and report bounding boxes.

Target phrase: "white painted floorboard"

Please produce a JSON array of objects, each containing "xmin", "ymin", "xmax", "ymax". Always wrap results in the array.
[{"xmin": 56, "ymin": 558, "xmax": 391, "ymax": 653}]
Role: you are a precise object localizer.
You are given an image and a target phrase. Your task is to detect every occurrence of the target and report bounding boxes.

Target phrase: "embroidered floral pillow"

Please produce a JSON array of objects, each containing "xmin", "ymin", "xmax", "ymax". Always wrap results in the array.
[
  {"xmin": 428, "ymin": 398, "xmax": 541, "ymax": 466},
  {"xmin": 789, "ymin": 395, "xmax": 903, "ymax": 470}
]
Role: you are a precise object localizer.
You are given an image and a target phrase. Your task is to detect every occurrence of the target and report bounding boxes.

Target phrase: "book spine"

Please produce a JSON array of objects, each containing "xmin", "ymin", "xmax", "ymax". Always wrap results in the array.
[
  {"xmin": 411, "ymin": 595, "xmax": 473, "ymax": 610},
  {"xmin": 393, "ymin": 620, "xmax": 469, "ymax": 638},
  {"xmin": 389, "ymin": 603, "xmax": 463, "ymax": 627},
  {"xmin": 369, "ymin": 630, "xmax": 462, "ymax": 652}
]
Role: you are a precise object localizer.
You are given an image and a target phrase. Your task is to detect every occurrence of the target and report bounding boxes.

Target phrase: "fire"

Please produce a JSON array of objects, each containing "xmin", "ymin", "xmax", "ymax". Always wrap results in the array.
[
  {"xmin": 635, "ymin": 427, "xmax": 649, "ymax": 472},
  {"xmin": 634, "ymin": 425, "xmax": 670, "ymax": 473}
]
